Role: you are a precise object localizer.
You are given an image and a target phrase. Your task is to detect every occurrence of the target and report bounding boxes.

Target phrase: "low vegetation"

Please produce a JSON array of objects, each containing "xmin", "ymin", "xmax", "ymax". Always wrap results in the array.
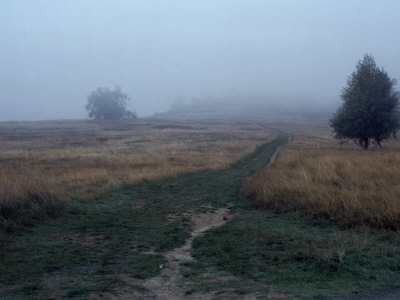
[
  {"xmin": 0, "ymin": 133, "xmax": 286, "ymax": 299},
  {"xmin": 2, "ymin": 118, "xmax": 400, "ymax": 298},
  {"xmin": 245, "ymin": 119, "xmax": 400, "ymax": 229},
  {"xmin": 190, "ymin": 208, "xmax": 400, "ymax": 297},
  {"xmin": 0, "ymin": 119, "xmax": 276, "ymax": 230}
]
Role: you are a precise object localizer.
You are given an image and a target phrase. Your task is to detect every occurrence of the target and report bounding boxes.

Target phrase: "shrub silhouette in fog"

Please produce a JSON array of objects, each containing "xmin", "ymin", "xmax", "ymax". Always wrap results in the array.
[{"xmin": 86, "ymin": 87, "xmax": 136, "ymax": 120}]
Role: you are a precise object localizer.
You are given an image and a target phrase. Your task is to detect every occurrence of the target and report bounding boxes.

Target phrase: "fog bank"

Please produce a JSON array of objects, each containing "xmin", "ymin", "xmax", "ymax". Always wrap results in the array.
[{"xmin": 1, "ymin": 1, "xmax": 400, "ymax": 121}]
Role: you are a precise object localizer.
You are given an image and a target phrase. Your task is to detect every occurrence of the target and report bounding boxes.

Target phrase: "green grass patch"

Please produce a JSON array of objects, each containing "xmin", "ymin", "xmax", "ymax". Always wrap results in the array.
[{"xmin": 190, "ymin": 206, "xmax": 400, "ymax": 297}]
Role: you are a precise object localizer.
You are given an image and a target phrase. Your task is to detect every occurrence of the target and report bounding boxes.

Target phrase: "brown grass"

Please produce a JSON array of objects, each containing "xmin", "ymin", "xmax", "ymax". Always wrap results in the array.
[
  {"xmin": 245, "ymin": 118, "xmax": 400, "ymax": 230},
  {"xmin": 0, "ymin": 118, "xmax": 276, "ymax": 227}
]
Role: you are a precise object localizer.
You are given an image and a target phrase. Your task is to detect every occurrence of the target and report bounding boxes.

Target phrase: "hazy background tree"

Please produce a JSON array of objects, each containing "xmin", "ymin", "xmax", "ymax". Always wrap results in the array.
[
  {"xmin": 330, "ymin": 54, "xmax": 399, "ymax": 149},
  {"xmin": 86, "ymin": 87, "xmax": 136, "ymax": 120}
]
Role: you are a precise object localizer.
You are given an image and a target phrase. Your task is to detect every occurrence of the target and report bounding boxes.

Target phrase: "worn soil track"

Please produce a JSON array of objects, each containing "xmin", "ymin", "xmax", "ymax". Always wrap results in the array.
[
  {"xmin": 91, "ymin": 135, "xmax": 290, "ymax": 299},
  {"xmin": 140, "ymin": 206, "xmax": 236, "ymax": 299}
]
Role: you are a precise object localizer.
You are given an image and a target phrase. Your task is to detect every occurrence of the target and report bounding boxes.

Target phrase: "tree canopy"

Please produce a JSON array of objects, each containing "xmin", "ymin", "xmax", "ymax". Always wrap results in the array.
[
  {"xmin": 330, "ymin": 54, "xmax": 399, "ymax": 149},
  {"xmin": 85, "ymin": 87, "xmax": 136, "ymax": 120}
]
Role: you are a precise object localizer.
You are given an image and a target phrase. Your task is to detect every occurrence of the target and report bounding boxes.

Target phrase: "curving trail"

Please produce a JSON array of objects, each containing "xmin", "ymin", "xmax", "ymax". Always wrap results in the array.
[
  {"xmin": 135, "ymin": 135, "xmax": 291, "ymax": 299},
  {"xmin": 0, "ymin": 131, "xmax": 291, "ymax": 300},
  {"xmin": 140, "ymin": 205, "xmax": 236, "ymax": 299},
  {"xmin": 96, "ymin": 134, "xmax": 291, "ymax": 299}
]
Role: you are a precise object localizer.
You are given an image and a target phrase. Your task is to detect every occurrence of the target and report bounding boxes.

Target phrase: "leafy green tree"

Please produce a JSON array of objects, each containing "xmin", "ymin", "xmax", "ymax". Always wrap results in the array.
[
  {"xmin": 85, "ymin": 87, "xmax": 136, "ymax": 120},
  {"xmin": 330, "ymin": 54, "xmax": 399, "ymax": 149}
]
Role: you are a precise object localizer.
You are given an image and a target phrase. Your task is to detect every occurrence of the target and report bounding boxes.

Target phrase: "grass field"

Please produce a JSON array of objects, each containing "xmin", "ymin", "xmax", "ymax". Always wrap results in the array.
[
  {"xmin": 245, "ymin": 118, "xmax": 400, "ymax": 230},
  {"xmin": 0, "ymin": 118, "xmax": 276, "ymax": 230},
  {"xmin": 2, "ymin": 117, "xmax": 400, "ymax": 299}
]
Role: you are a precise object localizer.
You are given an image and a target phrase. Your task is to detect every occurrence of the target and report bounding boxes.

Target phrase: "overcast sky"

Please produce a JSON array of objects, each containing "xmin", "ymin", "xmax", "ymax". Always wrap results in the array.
[{"xmin": 1, "ymin": 0, "xmax": 400, "ymax": 120}]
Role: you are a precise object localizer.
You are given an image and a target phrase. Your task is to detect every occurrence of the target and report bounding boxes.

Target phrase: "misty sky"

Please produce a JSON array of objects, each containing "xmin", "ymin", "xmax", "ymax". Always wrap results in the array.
[{"xmin": 1, "ymin": 0, "xmax": 400, "ymax": 120}]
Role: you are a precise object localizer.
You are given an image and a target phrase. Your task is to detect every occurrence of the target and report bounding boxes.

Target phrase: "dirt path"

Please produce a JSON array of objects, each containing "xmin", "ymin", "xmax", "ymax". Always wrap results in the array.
[
  {"xmin": 84, "ymin": 135, "xmax": 292, "ymax": 299},
  {"xmin": 238, "ymin": 133, "xmax": 291, "ymax": 196},
  {"xmin": 140, "ymin": 205, "xmax": 236, "ymax": 299},
  {"xmin": 95, "ymin": 205, "xmax": 242, "ymax": 299},
  {"xmin": 129, "ymin": 137, "xmax": 291, "ymax": 299},
  {"xmin": 127, "ymin": 136, "xmax": 291, "ymax": 299},
  {"xmin": 266, "ymin": 134, "xmax": 292, "ymax": 168}
]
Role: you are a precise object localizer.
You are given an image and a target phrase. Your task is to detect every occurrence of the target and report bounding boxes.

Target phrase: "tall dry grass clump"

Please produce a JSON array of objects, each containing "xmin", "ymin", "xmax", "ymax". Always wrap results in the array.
[
  {"xmin": 0, "ymin": 119, "xmax": 276, "ymax": 229},
  {"xmin": 0, "ymin": 166, "xmax": 63, "ymax": 229},
  {"xmin": 245, "ymin": 122, "xmax": 400, "ymax": 230}
]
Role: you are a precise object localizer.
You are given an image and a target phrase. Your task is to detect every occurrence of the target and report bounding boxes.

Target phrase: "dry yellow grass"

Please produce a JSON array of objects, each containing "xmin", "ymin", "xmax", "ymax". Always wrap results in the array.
[
  {"xmin": 0, "ymin": 118, "xmax": 276, "ymax": 226},
  {"xmin": 245, "ymin": 118, "xmax": 400, "ymax": 230}
]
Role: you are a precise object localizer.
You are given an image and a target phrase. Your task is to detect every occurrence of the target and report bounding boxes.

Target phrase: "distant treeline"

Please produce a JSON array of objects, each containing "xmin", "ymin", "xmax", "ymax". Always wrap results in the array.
[{"xmin": 166, "ymin": 95, "xmax": 338, "ymax": 118}]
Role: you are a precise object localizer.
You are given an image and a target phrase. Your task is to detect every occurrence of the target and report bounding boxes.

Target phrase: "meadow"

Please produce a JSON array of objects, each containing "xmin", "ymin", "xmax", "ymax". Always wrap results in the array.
[
  {"xmin": 0, "ymin": 118, "xmax": 276, "ymax": 230},
  {"xmin": 245, "ymin": 118, "xmax": 400, "ymax": 230},
  {"xmin": 2, "ymin": 117, "xmax": 400, "ymax": 299}
]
